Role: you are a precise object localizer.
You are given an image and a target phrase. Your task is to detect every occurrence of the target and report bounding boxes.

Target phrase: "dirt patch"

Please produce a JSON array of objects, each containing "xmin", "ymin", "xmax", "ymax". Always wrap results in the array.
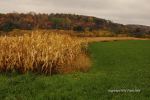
[{"xmin": 81, "ymin": 37, "xmax": 149, "ymax": 43}]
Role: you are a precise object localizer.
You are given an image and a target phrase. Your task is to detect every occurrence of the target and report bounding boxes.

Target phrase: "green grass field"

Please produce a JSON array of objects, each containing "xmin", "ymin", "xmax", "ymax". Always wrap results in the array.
[{"xmin": 0, "ymin": 40, "xmax": 150, "ymax": 100}]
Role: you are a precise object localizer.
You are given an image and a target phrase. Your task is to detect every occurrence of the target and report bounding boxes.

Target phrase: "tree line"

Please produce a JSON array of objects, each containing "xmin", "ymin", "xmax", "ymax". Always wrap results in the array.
[
  {"xmin": 0, "ymin": 12, "xmax": 150, "ymax": 37},
  {"xmin": 0, "ymin": 13, "xmax": 126, "ymax": 32}
]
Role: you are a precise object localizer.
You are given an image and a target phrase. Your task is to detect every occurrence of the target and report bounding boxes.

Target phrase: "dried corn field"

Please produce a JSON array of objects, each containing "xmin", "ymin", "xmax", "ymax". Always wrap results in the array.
[{"xmin": 0, "ymin": 31, "xmax": 91, "ymax": 74}]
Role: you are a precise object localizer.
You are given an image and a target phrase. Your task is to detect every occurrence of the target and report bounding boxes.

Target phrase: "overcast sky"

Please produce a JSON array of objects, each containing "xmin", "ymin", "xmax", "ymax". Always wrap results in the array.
[{"xmin": 0, "ymin": 0, "xmax": 150, "ymax": 25}]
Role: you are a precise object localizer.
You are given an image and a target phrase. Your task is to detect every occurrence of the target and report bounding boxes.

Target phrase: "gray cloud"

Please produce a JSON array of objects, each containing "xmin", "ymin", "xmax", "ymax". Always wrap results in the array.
[{"xmin": 0, "ymin": 0, "xmax": 150, "ymax": 25}]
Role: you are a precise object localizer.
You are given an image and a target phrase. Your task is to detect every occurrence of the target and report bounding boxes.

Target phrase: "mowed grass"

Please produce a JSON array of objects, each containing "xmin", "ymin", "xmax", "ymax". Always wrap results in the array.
[{"xmin": 0, "ymin": 40, "xmax": 150, "ymax": 100}]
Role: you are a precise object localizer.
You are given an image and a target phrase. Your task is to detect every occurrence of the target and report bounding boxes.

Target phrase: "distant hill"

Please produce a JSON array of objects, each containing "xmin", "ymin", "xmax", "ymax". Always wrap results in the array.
[
  {"xmin": 126, "ymin": 24, "xmax": 150, "ymax": 35},
  {"xmin": 0, "ymin": 13, "xmax": 150, "ymax": 37}
]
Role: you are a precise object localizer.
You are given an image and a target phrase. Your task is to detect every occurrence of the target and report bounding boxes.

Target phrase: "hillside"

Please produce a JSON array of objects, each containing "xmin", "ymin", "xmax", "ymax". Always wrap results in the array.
[
  {"xmin": 126, "ymin": 24, "xmax": 150, "ymax": 37},
  {"xmin": 0, "ymin": 13, "xmax": 150, "ymax": 37}
]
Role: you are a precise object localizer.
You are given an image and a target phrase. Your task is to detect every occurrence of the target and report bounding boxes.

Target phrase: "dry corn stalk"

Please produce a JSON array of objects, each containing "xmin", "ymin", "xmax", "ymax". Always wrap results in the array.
[{"xmin": 0, "ymin": 31, "xmax": 90, "ymax": 74}]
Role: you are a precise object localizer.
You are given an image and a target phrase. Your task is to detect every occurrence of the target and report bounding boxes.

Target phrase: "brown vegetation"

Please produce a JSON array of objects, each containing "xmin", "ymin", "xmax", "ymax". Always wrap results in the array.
[
  {"xmin": 84, "ymin": 37, "xmax": 148, "ymax": 42},
  {"xmin": 0, "ymin": 31, "xmax": 90, "ymax": 75}
]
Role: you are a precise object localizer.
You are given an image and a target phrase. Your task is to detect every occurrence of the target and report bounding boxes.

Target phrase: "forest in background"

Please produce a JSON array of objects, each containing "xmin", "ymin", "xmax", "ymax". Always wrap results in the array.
[{"xmin": 0, "ymin": 12, "xmax": 150, "ymax": 37}]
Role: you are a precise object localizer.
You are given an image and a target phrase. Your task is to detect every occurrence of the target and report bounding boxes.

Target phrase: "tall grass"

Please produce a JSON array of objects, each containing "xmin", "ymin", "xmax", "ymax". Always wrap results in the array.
[{"xmin": 0, "ymin": 31, "xmax": 90, "ymax": 74}]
